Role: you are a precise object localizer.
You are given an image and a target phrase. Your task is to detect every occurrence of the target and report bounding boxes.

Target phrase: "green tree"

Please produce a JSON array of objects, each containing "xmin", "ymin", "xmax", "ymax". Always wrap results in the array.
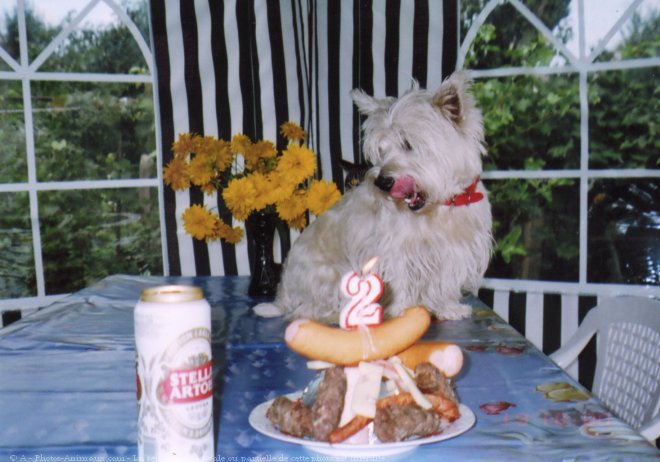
[
  {"xmin": 0, "ymin": 2, "xmax": 161, "ymax": 297},
  {"xmin": 462, "ymin": 1, "xmax": 658, "ymax": 283}
]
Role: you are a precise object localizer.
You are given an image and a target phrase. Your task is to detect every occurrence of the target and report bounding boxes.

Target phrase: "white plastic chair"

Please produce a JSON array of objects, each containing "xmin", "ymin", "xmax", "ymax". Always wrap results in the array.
[{"xmin": 550, "ymin": 296, "xmax": 660, "ymax": 444}]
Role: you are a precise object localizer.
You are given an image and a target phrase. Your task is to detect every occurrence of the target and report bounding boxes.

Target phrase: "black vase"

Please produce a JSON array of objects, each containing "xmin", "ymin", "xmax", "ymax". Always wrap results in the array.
[{"xmin": 245, "ymin": 211, "xmax": 281, "ymax": 297}]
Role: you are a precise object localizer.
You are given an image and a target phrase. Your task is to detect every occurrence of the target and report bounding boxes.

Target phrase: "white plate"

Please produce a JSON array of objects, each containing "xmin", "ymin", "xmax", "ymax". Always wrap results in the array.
[{"xmin": 249, "ymin": 393, "xmax": 476, "ymax": 458}]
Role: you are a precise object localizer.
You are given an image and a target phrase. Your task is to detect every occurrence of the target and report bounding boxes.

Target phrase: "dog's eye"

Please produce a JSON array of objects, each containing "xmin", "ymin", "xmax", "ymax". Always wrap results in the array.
[{"xmin": 402, "ymin": 139, "xmax": 412, "ymax": 151}]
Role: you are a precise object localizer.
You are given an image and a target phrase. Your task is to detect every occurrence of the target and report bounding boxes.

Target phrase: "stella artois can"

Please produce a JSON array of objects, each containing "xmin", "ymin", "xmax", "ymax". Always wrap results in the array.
[{"xmin": 134, "ymin": 285, "xmax": 214, "ymax": 462}]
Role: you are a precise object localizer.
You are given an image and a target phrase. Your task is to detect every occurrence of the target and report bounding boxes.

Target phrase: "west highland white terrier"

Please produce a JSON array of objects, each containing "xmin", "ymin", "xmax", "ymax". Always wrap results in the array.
[{"xmin": 256, "ymin": 72, "xmax": 492, "ymax": 322}]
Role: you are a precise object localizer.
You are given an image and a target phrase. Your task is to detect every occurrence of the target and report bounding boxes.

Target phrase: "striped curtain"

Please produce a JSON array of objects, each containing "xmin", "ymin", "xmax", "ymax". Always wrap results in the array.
[{"xmin": 149, "ymin": 0, "xmax": 457, "ymax": 276}]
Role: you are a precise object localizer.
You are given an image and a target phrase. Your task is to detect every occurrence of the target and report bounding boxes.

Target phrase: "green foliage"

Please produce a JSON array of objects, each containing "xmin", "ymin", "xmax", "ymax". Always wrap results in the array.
[
  {"xmin": 495, "ymin": 226, "xmax": 527, "ymax": 264},
  {"xmin": 40, "ymin": 188, "xmax": 162, "ymax": 294},
  {"xmin": 473, "ymin": 75, "xmax": 580, "ymax": 172},
  {"xmin": 461, "ymin": 0, "xmax": 658, "ymax": 283},
  {"xmin": 462, "ymin": 0, "xmax": 572, "ymax": 69},
  {"xmin": 0, "ymin": 2, "xmax": 161, "ymax": 297},
  {"xmin": 0, "ymin": 193, "xmax": 35, "ymax": 298},
  {"xmin": 588, "ymin": 66, "xmax": 659, "ymax": 169}
]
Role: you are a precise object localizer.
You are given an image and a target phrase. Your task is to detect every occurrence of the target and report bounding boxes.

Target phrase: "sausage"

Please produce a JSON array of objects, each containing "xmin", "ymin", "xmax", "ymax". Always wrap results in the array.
[
  {"xmin": 328, "ymin": 415, "xmax": 372, "ymax": 444},
  {"xmin": 396, "ymin": 341, "xmax": 464, "ymax": 378},
  {"xmin": 284, "ymin": 306, "xmax": 431, "ymax": 365}
]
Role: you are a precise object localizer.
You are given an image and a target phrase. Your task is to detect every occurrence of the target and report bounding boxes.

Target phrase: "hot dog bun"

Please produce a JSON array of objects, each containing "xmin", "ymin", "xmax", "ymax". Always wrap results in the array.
[
  {"xmin": 396, "ymin": 341, "xmax": 464, "ymax": 378},
  {"xmin": 284, "ymin": 306, "xmax": 431, "ymax": 365}
]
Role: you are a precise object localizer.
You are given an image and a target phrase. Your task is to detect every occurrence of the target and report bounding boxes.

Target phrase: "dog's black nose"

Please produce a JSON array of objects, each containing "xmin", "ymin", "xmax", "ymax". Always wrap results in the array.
[{"xmin": 374, "ymin": 175, "xmax": 395, "ymax": 192}]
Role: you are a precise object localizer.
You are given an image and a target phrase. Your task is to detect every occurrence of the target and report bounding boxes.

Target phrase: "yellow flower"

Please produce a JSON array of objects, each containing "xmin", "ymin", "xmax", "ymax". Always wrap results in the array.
[
  {"xmin": 253, "ymin": 140, "xmax": 277, "ymax": 159},
  {"xmin": 188, "ymin": 153, "xmax": 214, "ymax": 186},
  {"xmin": 213, "ymin": 221, "xmax": 244, "ymax": 244},
  {"xmin": 163, "ymin": 157, "xmax": 190, "ymax": 190},
  {"xmin": 222, "ymin": 177, "xmax": 256, "ymax": 221},
  {"xmin": 307, "ymin": 180, "xmax": 341, "ymax": 215},
  {"xmin": 166, "ymin": 123, "xmax": 343, "ymax": 243},
  {"xmin": 172, "ymin": 133, "xmax": 197, "ymax": 158},
  {"xmin": 213, "ymin": 143, "xmax": 233, "ymax": 172},
  {"xmin": 248, "ymin": 173, "xmax": 274, "ymax": 210},
  {"xmin": 280, "ymin": 121, "xmax": 306, "ymax": 143},
  {"xmin": 231, "ymin": 133, "xmax": 252, "ymax": 154},
  {"xmin": 200, "ymin": 182, "xmax": 217, "ymax": 195},
  {"xmin": 286, "ymin": 213, "xmax": 308, "ymax": 231},
  {"xmin": 194, "ymin": 136, "xmax": 231, "ymax": 169},
  {"xmin": 182, "ymin": 204, "xmax": 218, "ymax": 241},
  {"xmin": 276, "ymin": 190, "xmax": 307, "ymax": 222},
  {"xmin": 244, "ymin": 140, "xmax": 277, "ymax": 171},
  {"xmin": 276, "ymin": 145, "xmax": 316, "ymax": 184},
  {"xmin": 222, "ymin": 226, "xmax": 244, "ymax": 244},
  {"xmin": 264, "ymin": 171, "xmax": 295, "ymax": 203}
]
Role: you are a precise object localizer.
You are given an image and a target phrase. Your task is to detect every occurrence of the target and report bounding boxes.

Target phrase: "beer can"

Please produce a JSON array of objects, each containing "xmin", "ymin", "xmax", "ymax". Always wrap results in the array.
[{"xmin": 134, "ymin": 285, "xmax": 214, "ymax": 462}]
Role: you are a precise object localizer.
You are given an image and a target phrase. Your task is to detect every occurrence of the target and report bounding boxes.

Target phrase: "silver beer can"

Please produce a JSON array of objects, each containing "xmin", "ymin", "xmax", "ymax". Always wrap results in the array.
[{"xmin": 134, "ymin": 285, "xmax": 214, "ymax": 462}]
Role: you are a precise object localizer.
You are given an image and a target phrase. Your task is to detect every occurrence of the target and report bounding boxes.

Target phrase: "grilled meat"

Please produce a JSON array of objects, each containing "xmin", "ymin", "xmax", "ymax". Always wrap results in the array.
[
  {"xmin": 265, "ymin": 396, "xmax": 313, "ymax": 438},
  {"xmin": 415, "ymin": 362, "xmax": 458, "ymax": 403},
  {"xmin": 310, "ymin": 367, "xmax": 347, "ymax": 441},
  {"xmin": 374, "ymin": 400, "xmax": 441, "ymax": 442}
]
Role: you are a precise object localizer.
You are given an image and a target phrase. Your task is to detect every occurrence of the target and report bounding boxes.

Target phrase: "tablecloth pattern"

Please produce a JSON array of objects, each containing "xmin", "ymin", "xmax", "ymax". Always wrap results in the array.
[{"xmin": 0, "ymin": 275, "xmax": 657, "ymax": 461}]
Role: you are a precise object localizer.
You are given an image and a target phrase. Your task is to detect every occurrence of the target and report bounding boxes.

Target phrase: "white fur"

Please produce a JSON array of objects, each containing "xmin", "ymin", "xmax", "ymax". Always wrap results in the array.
[{"xmin": 258, "ymin": 72, "xmax": 493, "ymax": 322}]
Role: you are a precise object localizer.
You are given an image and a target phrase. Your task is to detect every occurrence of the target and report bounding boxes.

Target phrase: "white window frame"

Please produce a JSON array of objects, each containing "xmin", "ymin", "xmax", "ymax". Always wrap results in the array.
[
  {"xmin": 458, "ymin": 0, "xmax": 660, "ymax": 298},
  {"xmin": 0, "ymin": 0, "xmax": 165, "ymax": 311}
]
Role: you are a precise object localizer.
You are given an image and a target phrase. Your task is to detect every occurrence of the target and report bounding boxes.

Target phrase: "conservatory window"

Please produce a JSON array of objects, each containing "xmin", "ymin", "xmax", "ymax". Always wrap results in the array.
[
  {"xmin": 460, "ymin": 0, "xmax": 659, "ymax": 295},
  {"xmin": 0, "ymin": 0, "xmax": 162, "ymax": 311}
]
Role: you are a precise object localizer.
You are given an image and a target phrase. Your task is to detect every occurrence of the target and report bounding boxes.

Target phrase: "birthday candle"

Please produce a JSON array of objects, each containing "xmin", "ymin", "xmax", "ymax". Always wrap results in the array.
[{"xmin": 339, "ymin": 257, "xmax": 383, "ymax": 329}]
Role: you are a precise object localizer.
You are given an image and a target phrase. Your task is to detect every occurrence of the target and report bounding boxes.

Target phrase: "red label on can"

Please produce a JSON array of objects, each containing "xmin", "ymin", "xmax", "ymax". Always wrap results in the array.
[{"xmin": 161, "ymin": 360, "xmax": 213, "ymax": 404}]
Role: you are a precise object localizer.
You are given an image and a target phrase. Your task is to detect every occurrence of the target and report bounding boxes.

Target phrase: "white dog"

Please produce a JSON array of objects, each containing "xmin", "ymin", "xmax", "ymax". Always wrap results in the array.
[{"xmin": 256, "ymin": 72, "xmax": 492, "ymax": 322}]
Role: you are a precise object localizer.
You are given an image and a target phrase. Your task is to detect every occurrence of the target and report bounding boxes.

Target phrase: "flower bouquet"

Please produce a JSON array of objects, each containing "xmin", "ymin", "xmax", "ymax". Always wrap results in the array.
[{"xmin": 163, "ymin": 122, "xmax": 341, "ymax": 244}]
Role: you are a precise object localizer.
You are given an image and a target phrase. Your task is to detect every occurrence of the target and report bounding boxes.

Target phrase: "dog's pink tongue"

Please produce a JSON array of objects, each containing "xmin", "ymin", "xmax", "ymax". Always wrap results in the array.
[{"xmin": 390, "ymin": 175, "xmax": 417, "ymax": 199}]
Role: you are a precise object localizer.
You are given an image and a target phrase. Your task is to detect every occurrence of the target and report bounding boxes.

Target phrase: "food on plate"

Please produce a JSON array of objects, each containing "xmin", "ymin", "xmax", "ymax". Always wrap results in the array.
[
  {"xmin": 267, "ymin": 306, "xmax": 465, "ymax": 444},
  {"xmin": 396, "ymin": 341, "xmax": 464, "ymax": 378},
  {"xmin": 284, "ymin": 306, "xmax": 431, "ymax": 365},
  {"xmin": 265, "ymin": 396, "xmax": 312, "ymax": 438},
  {"xmin": 266, "ymin": 360, "xmax": 460, "ymax": 443},
  {"xmin": 311, "ymin": 367, "xmax": 347, "ymax": 441},
  {"xmin": 374, "ymin": 393, "xmax": 444, "ymax": 443}
]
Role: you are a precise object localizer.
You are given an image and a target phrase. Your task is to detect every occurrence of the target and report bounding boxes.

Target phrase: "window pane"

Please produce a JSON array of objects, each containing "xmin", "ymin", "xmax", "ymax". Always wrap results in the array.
[
  {"xmin": 28, "ymin": 0, "xmax": 149, "ymax": 71},
  {"xmin": 32, "ymin": 81, "xmax": 156, "ymax": 181},
  {"xmin": 589, "ymin": 67, "xmax": 659, "ymax": 169},
  {"xmin": 588, "ymin": 178, "xmax": 659, "ymax": 285},
  {"xmin": 485, "ymin": 178, "xmax": 579, "ymax": 282},
  {"xmin": 461, "ymin": 1, "xmax": 571, "ymax": 69},
  {"xmin": 0, "ymin": 0, "xmax": 19, "ymax": 68},
  {"xmin": 37, "ymin": 3, "xmax": 150, "ymax": 73},
  {"xmin": 0, "ymin": 192, "xmax": 36, "ymax": 297},
  {"xmin": 474, "ymin": 75, "xmax": 580, "ymax": 171},
  {"xmin": 588, "ymin": 0, "xmax": 657, "ymax": 63},
  {"xmin": 39, "ymin": 187, "xmax": 162, "ymax": 295},
  {"xmin": 0, "ymin": 79, "xmax": 27, "ymax": 182}
]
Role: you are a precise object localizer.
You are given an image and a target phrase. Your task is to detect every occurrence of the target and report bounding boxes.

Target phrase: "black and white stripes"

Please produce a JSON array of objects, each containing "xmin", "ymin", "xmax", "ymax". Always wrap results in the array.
[
  {"xmin": 310, "ymin": 0, "xmax": 456, "ymax": 180},
  {"xmin": 478, "ymin": 288, "xmax": 599, "ymax": 389},
  {"xmin": 149, "ymin": 0, "xmax": 458, "ymax": 277}
]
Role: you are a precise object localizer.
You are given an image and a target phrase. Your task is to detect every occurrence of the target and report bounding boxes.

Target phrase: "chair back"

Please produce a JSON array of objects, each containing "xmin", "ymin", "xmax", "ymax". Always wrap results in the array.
[{"xmin": 588, "ymin": 297, "xmax": 660, "ymax": 429}]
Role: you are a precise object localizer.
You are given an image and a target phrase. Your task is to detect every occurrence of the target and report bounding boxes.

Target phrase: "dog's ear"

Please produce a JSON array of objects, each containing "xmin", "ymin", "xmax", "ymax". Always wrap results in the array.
[
  {"xmin": 432, "ymin": 72, "xmax": 470, "ymax": 126},
  {"xmin": 351, "ymin": 89, "xmax": 391, "ymax": 115}
]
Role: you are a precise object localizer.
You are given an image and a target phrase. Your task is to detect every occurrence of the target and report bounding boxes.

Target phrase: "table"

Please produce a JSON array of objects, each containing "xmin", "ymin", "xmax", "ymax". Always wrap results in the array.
[{"xmin": 0, "ymin": 275, "xmax": 657, "ymax": 461}]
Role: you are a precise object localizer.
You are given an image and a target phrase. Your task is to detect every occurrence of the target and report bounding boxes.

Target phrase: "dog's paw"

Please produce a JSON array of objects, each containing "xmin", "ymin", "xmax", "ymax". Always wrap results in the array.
[
  {"xmin": 253, "ymin": 302, "xmax": 284, "ymax": 318},
  {"xmin": 434, "ymin": 302, "xmax": 473, "ymax": 320}
]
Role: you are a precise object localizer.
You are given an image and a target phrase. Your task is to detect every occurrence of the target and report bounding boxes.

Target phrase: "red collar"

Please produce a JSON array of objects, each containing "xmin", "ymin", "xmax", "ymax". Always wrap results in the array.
[{"xmin": 444, "ymin": 177, "xmax": 483, "ymax": 206}]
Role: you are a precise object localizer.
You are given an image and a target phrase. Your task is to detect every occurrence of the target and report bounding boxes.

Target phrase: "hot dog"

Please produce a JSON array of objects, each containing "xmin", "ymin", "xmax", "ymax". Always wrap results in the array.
[
  {"xmin": 284, "ymin": 306, "xmax": 431, "ymax": 365},
  {"xmin": 395, "ymin": 341, "xmax": 464, "ymax": 378}
]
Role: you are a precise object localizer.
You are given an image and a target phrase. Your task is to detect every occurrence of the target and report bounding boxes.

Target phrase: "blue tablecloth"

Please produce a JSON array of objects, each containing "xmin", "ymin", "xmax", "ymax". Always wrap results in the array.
[{"xmin": 0, "ymin": 275, "xmax": 657, "ymax": 461}]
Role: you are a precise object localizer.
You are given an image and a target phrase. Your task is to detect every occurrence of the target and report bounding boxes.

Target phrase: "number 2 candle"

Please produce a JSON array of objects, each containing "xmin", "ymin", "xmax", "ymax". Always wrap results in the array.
[{"xmin": 339, "ymin": 257, "xmax": 383, "ymax": 330}]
